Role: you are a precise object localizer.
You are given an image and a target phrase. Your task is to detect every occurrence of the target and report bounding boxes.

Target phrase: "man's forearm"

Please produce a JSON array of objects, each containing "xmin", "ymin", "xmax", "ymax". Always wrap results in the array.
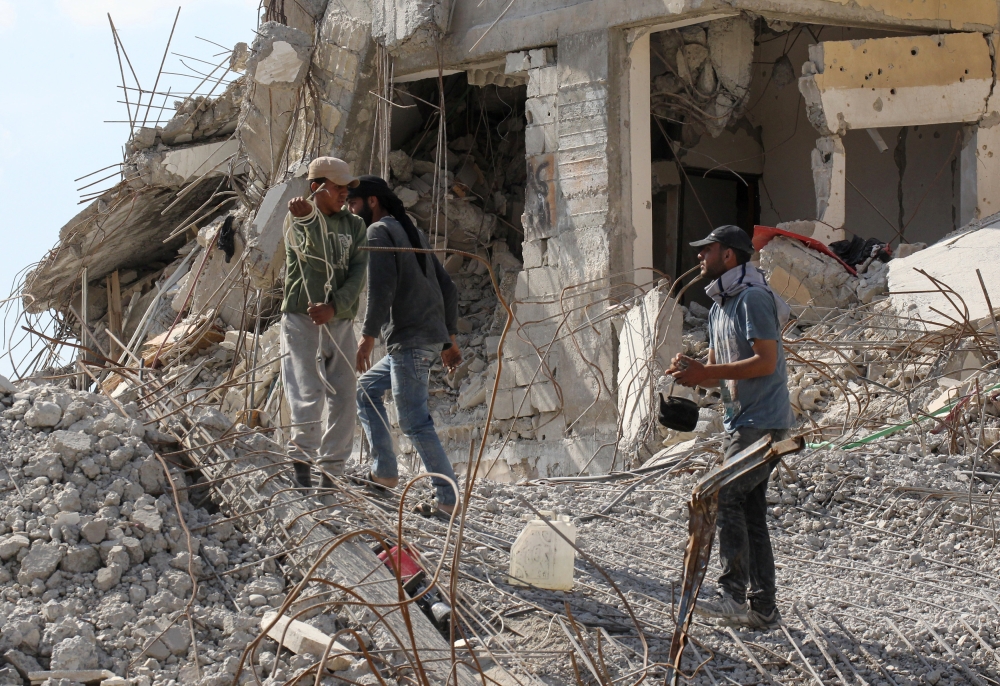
[{"xmin": 703, "ymin": 356, "xmax": 775, "ymax": 382}]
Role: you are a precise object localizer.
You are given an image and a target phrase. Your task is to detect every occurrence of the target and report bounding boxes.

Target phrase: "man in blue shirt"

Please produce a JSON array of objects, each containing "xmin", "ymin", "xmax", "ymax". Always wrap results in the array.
[{"xmin": 669, "ymin": 225, "xmax": 793, "ymax": 630}]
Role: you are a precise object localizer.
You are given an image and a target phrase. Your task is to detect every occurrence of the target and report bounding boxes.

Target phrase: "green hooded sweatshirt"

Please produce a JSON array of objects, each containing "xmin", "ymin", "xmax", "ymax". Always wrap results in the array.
[{"xmin": 280, "ymin": 207, "xmax": 368, "ymax": 320}]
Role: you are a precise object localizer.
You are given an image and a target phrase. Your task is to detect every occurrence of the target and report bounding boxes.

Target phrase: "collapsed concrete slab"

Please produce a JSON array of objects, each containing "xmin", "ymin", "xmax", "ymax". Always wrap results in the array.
[
  {"xmin": 155, "ymin": 79, "xmax": 244, "ymax": 147},
  {"xmin": 126, "ymin": 139, "xmax": 241, "ymax": 190},
  {"xmin": 22, "ymin": 183, "xmax": 221, "ymax": 316},
  {"xmin": 887, "ymin": 222, "xmax": 1000, "ymax": 331},
  {"xmin": 649, "ymin": 15, "xmax": 755, "ymax": 141}
]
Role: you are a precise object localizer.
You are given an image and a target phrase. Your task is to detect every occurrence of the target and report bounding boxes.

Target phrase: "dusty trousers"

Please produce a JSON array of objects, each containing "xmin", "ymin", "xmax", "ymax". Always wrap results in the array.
[
  {"xmin": 280, "ymin": 313, "xmax": 357, "ymax": 485},
  {"xmin": 717, "ymin": 427, "xmax": 788, "ymax": 615}
]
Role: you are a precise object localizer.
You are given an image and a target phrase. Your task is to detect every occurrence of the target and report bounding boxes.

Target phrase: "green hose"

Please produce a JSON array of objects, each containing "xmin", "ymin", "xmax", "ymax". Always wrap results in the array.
[{"xmin": 807, "ymin": 381, "xmax": 1000, "ymax": 450}]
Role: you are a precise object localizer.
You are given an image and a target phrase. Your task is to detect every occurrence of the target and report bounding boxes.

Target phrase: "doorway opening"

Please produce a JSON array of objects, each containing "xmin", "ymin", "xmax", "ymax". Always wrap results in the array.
[{"xmin": 652, "ymin": 167, "xmax": 760, "ymax": 307}]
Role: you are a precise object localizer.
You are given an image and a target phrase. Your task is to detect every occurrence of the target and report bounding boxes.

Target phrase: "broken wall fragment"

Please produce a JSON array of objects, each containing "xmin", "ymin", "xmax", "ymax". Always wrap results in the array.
[{"xmin": 239, "ymin": 22, "xmax": 314, "ymax": 183}]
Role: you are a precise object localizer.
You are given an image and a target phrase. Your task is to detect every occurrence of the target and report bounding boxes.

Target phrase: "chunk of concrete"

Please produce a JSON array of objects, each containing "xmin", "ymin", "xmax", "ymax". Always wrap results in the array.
[
  {"xmin": 128, "ymin": 140, "xmax": 241, "ymax": 189},
  {"xmin": 245, "ymin": 177, "xmax": 310, "ymax": 287},
  {"xmin": 60, "ymin": 545, "xmax": 101, "ymax": 574},
  {"xmin": 94, "ymin": 565, "xmax": 123, "ymax": 592},
  {"xmin": 458, "ymin": 375, "xmax": 488, "ymax": 410},
  {"xmin": 617, "ymin": 285, "xmax": 683, "ymax": 454},
  {"xmin": 811, "ymin": 136, "xmax": 846, "ymax": 231},
  {"xmin": 18, "ymin": 544, "xmax": 64, "ymax": 584},
  {"xmin": 0, "ymin": 375, "xmax": 16, "ymax": 395},
  {"xmin": 48, "ymin": 432, "xmax": 92, "ymax": 465},
  {"xmin": 260, "ymin": 613, "xmax": 351, "ymax": 669},
  {"xmin": 24, "ymin": 402, "xmax": 62, "ymax": 428},
  {"xmin": 708, "ymin": 16, "xmax": 754, "ymax": 96},
  {"xmin": 760, "ymin": 235, "xmax": 857, "ymax": 320},
  {"xmin": 49, "ymin": 635, "xmax": 98, "ymax": 671},
  {"xmin": 247, "ymin": 24, "xmax": 312, "ymax": 90},
  {"xmin": 131, "ymin": 505, "xmax": 163, "ymax": 533},
  {"xmin": 5, "ymin": 651, "xmax": 42, "ymax": 681},
  {"xmin": 0, "ymin": 535, "xmax": 30, "ymax": 561},
  {"xmin": 23, "ymin": 453, "xmax": 64, "ymax": 481}
]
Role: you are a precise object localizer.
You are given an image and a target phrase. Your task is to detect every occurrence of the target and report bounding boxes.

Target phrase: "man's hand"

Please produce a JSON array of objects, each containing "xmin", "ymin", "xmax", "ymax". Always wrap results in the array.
[
  {"xmin": 356, "ymin": 335, "xmax": 375, "ymax": 374},
  {"xmin": 669, "ymin": 354, "xmax": 712, "ymax": 388},
  {"xmin": 441, "ymin": 336, "xmax": 462, "ymax": 372},
  {"xmin": 288, "ymin": 197, "xmax": 313, "ymax": 218},
  {"xmin": 307, "ymin": 303, "xmax": 335, "ymax": 326}
]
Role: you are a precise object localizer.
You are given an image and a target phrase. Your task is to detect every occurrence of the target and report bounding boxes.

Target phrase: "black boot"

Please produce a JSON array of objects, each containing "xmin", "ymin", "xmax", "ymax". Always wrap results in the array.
[{"xmin": 293, "ymin": 462, "xmax": 312, "ymax": 489}]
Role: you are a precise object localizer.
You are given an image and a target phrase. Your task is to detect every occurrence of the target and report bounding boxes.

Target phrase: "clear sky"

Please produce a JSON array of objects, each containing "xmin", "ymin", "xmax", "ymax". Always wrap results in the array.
[{"xmin": 0, "ymin": 0, "xmax": 259, "ymax": 378}]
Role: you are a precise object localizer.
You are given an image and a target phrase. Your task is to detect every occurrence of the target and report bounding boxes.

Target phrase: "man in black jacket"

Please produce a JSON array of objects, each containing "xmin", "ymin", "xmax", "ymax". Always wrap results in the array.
[{"xmin": 349, "ymin": 176, "xmax": 462, "ymax": 518}]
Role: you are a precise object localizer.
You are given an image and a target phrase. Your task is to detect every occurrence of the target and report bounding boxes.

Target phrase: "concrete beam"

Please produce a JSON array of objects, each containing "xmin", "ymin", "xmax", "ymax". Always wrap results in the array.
[
  {"xmin": 799, "ymin": 33, "xmax": 993, "ymax": 135},
  {"xmin": 388, "ymin": 0, "xmax": 995, "ymax": 75},
  {"xmin": 816, "ymin": 0, "xmax": 997, "ymax": 30}
]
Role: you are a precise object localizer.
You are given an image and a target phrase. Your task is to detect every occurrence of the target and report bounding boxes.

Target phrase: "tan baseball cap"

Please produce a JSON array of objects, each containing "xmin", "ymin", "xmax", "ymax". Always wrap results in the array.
[{"xmin": 307, "ymin": 157, "xmax": 360, "ymax": 187}]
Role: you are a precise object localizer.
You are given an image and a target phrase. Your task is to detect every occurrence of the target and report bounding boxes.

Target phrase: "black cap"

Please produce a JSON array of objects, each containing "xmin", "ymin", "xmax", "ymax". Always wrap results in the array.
[
  {"xmin": 347, "ymin": 174, "xmax": 392, "ymax": 198},
  {"xmin": 689, "ymin": 225, "xmax": 754, "ymax": 254}
]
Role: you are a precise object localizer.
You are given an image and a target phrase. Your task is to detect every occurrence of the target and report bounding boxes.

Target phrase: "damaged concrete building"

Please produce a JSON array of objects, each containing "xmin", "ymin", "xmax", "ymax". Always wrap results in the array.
[
  {"xmin": 6, "ymin": 1, "xmax": 1000, "ymax": 685},
  {"xmin": 18, "ymin": 1, "xmax": 1000, "ymax": 483}
]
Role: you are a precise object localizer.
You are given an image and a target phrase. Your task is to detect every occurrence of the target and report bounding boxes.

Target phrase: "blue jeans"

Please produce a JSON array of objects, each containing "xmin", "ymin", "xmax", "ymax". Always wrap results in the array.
[{"xmin": 356, "ymin": 346, "xmax": 457, "ymax": 506}]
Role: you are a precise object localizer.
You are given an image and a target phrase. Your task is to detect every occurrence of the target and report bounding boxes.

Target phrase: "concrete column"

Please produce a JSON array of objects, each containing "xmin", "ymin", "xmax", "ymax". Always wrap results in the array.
[
  {"xmin": 960, "ymin": 124, "xmax": 1000, "ymax": 225},
  {"xmin": 627, "ymin": 32, "xmax": 653, "ymax": 284},
  {"xmin": 497, "ymin": 29, "xmax": 625, "ymax": 475},
  {"xmin": 811, "ymin": 135, "xmax": 847, "ymax": 242}
]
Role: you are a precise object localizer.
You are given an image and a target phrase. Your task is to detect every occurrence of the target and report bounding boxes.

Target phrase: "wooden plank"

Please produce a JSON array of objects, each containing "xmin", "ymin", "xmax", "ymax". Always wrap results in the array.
[
  {"xmin": 261, "ymin": 613, "xmax": 352, "ymax": 670},
  {"xmin": 106, "ymin": 271, "xmax": 123, "ymax": 359}
]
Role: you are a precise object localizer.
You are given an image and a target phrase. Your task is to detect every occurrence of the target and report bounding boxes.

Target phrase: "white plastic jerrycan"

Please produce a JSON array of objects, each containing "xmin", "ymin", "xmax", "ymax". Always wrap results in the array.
[{"xmin": 508, "ymin": 511, "xmax": 576, "ymax": 591}]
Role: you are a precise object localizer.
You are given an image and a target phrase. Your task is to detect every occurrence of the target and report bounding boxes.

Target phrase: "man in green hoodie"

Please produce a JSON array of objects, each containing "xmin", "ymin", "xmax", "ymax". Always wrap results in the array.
[{"xmin": 281, "ymin": 157, "xmax": 368, "ymax": 489}]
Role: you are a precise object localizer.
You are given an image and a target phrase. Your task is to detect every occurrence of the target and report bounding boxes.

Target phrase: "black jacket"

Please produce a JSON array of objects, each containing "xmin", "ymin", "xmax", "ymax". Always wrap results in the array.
[{"xmin": 361, "ymin": 217, "xmax": 458, "ymax": 352}]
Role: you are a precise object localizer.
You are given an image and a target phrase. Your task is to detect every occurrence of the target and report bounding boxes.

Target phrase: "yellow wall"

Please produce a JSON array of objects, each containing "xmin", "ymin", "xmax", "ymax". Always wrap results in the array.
[{"xmin": 813, "ymin": 33, "xmax": 991, "ymax": 91}]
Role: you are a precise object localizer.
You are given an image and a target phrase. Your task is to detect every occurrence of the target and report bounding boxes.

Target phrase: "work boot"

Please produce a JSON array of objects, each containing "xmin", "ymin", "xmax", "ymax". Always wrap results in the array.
[
  {"xmin": 293, "ymin": 462, "xmax": 312, "ymax": 489},
  {"xmin": 694, "ymin": 592, "xmax": 749, "ymax": 622},
  {"xmin": 744, "ymin": 606, "xmax": 780, "ymax": 630}
]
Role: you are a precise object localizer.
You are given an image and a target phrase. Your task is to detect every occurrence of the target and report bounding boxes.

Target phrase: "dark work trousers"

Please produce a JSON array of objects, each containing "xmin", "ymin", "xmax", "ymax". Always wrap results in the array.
[{"xmin": 717, "ymin": 427, "xmax": 787, "ymax": 614}]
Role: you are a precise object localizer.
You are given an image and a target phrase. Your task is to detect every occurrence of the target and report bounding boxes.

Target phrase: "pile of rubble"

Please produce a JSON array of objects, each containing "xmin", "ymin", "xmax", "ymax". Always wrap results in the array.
[{"xmin": 0, "ymin": 383, "xmax": 387, "ymax": 686}]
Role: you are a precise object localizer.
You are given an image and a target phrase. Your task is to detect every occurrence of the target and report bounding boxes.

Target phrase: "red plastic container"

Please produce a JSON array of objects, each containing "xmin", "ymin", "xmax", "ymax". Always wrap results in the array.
[{"xmin": 378, "ymin": 545, "xmax": 423, "ymax": 582}]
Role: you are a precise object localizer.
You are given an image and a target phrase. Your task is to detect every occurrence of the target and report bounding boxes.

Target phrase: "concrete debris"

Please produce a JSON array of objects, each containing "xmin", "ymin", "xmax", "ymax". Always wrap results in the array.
[
  {"xmin": 14, "ymin": 1, "xmax": 1000, "ymax": 684},
  {"xmin": 759, "ymin": 235, "xmax": 859, "ymax": 319},
  {"xmin": 651, "ymin": 14, "xmax": 755, "ymax": 142},
  {"xmin": 888, "ymin": 222, "xmax": 1000, "ymax": 331},
  {"xmin": 260, "ymin": 613, "xmax": 351, "ymax": 669},
  {"xmin": 246, "ymin": 24, "xmax": 312, "ymax": 91},
  {"xmin": 245, "ymin": 178, "xmax": 311, "ymax": 287},
  {"xmin": 0, "ymin": 383, "xmax": 318, "ymax": 686}
]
